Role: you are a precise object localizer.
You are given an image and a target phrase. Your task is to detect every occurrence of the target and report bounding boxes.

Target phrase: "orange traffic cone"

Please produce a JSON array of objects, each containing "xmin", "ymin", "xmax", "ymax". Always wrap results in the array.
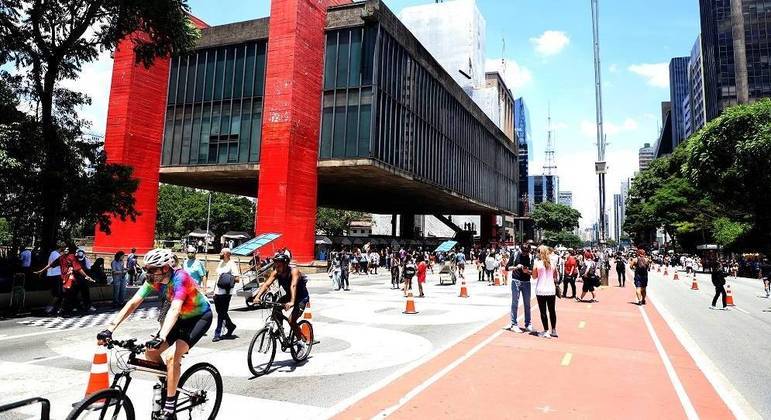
[
  {"xmin": 664, "ymin": 266, "xmax": 669, "ymax": 276},
  {"xmin": 303, "ymin": 300, "xmax": 313, "ymax": 320},
  {"xmin": 403, "ymin": 291, "xmax": 418, "ymax": 314},
  {"xmin": 691, "ymin": 275, "xmax": 699, "ymax": 290},
  {"xmin": 673, "ymin": 272, "xmax": 679, "ymax": 280},
  {"xmin": 725, "ymin": 283, "xmax": 735, "ymax": 306},
  {"xmin": 657, "ymin": 265, "xmax": 661, "ymax": 273},
  {"xmin": 84, "ymin": 345, "xmax": 110, "ymax": 398},
  {"xmin": 494, "ymin": 271, "xmax": 501, "ymax": 286},
  {"xmin": 459, "ymin": 278, "xmax": 469, "ymax": 298}
]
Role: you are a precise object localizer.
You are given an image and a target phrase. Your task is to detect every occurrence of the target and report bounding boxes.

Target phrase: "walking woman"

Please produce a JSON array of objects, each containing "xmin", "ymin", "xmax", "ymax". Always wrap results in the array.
[
  {"xmin": 533, "ymin": 246, "xmax": 560, "ymax": 338},
  {"xmin": 578, "ymin": 252, "xmax": 599, "ymax": 303},
  {"xmin": 416, "ymin": 255, "xmax": 427, "ymax": 297},
  {"xmin": 710, "ymin": 261, "xmax": 728, "ymax": 310},
  {"xmin": 111, "ymin": 251, "xmax": 127, "ymax": 307},
  {"xmin": 213, "ymin": 248, "xmax": 239, "ymax": 342},
  {"xmin": 630, "ymin": 249, "xmax": 650, "ymax": 305}
]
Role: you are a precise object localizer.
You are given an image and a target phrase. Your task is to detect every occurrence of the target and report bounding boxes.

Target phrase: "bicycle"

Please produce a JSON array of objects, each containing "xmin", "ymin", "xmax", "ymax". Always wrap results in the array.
[
  {"xmin": 247, "ymin": 298, "xmax": 314, "ymax": 377},
  {"xmin": 67, "ymin": 338, "xmax": 223, "ymax": 420}
]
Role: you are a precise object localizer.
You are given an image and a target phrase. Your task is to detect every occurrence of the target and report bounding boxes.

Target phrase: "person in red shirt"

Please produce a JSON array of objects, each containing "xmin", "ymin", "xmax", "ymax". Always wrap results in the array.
[
  {"xmin": 416, "ymin": 255, "xmax": 427, "ymax": 297},
  {"xmin": 35, "ymin": 244, "xmax": 94, "ymax": 313},
  {"xmin": 562, "ymin": 249, "xmax": 578, "ymax": 299}
]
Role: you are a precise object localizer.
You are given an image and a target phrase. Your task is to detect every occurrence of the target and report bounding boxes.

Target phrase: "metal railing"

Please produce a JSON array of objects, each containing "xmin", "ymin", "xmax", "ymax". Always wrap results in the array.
[{"xmin": 0, "ymin": 397, "xmax": 51, "ymax": 420}]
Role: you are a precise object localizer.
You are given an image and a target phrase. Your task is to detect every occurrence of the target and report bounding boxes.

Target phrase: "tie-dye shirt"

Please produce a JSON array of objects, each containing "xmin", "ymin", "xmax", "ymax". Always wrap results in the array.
[{"xmin": 138, "ymin": 268, "xmax": 210, "ymax": 319}]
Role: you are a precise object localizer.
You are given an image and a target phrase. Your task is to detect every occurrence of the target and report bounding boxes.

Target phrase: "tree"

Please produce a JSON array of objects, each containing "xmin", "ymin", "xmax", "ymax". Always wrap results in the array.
[
  {"xmin": 315, "ymin": 208, "xmax": 369, "ymax": 236},
  {"xmin": 685, "ymin": 99, "xmax": 771, "ymax": 251},
  {"xmin": 155, "ymin": 184, "xmax": 255, "ymax": 240},
  {"xmin": 531, "ymin": 202, "xmax": 581, "ymax": 232},
  {"xmin": 1, "ymin": 0, "xmax": 199, "ymax": 252},
  {"xmin": 542, "ymin": 230, "xmax": 582, "ymax": 249}
]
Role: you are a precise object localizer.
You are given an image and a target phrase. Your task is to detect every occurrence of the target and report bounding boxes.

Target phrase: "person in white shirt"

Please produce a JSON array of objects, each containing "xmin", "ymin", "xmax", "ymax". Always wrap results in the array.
[
  {"xmin": 484, "ymin": 253, "xmax": 496, "ymax": 284},
  {"xmin": 213, "ymin": 248, "xmax": 239, "ymax": 342},
  {"xmin": 533, "ymin": 245, "xmax": 560, "ymax": 338},
  {"xmin": 44, "ymin": 243, "xmax": 65, "ymax": 314}
]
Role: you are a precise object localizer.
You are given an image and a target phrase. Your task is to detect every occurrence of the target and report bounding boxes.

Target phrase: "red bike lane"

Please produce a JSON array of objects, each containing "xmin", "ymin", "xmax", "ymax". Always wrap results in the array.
[{"xmin": 334, "ymin": 269, "xmax": 734, "ymax": 419}]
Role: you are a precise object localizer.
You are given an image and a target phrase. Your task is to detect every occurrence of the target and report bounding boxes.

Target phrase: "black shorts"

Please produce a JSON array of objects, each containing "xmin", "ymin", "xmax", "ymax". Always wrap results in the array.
[
  {"xmin": 278, "ymin": 295, "xmax": 309, "ymax": 320},
  {"xmin": 582, "ymin": 279, "xmax": 595, "ymax": 293},
  {"xmin": 634, "ymin": 276, "xmax": 648, "ymax": 288},
  {"xmin": 165, "ymin": 310, "xmax": 212, "ymax": 348}
]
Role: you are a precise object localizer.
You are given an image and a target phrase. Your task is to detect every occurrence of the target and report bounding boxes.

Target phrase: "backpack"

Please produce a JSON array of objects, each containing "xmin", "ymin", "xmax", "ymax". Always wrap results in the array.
[
  {"xmin": 403, "ymin": 264, "xmax": 416, "ymax": 278},
  {"xmin": 217, "ymin": 272, "xmax": 235, "ymax": 291}
]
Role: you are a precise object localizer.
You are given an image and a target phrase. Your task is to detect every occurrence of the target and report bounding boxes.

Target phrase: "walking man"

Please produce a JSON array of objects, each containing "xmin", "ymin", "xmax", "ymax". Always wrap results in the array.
[
  {"xmin": 710, "ymin": 261, "xmax": 728, "ymax": 310},
  {"xmin": 615, "ymin": 253, "xmax": 626, "ymax": 287}
]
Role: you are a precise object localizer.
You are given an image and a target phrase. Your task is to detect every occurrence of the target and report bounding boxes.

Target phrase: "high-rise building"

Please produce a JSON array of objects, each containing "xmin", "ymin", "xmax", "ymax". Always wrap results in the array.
[
  {"xmin": 558, "ymin": 191, "xmax": 573, "ymax": 208},
  {"xmin": 528, "ymin": 175, "xmax": 559, "ymax": 209},
  {"xmin": 639, "ymin": 142, "xmax": 654, "ymax": 172},
  {"xmin": 515, "ymin": 97, "xmax": 532, "ymax": 215},
  {"xmin": 699, "ymin": 0, "xmax": 771, "ymax": 121},
  {"xmin": 473, "ymin": 71, "xmax": 515, "ymax": 140},
  {"xmin": 669, "ymin": 57, "xmax": 690, "ymax": 147},
  {"xmin": 686, "ymin": 35, "xmax": 707, "ymax": 137},
  {"xmin": 399, "ymin": 0, "xmax": 486, "ymax": 96},
  {"xmin": 613, "ymin": 193, "xmax": 624, "ymax": 242}
]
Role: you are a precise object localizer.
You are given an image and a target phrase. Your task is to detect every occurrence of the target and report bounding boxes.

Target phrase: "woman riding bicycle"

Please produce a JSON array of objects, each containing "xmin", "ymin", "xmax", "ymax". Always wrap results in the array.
[
  {"xmin": 96, "ymin": 248, "xmax": 212, "ymax": 420},
  {"xmin": 251, "ymin": 252, "xmax": 310, "ymax": 342}
]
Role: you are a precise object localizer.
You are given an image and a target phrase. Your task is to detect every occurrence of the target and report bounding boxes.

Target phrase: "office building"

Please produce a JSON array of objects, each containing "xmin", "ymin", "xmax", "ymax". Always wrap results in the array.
[
  {"xmin": 699, "ymin": 0, "xmax": 771, "ymax": 120},
  {"xmin": 669, "ymin": 57, "xmax": 690, "ymax": 147},
  {"xmin": 639, "ymin": 143, "xmax": 654, "ymax": 172},
  {"xmin": 528, "ymin": 175, "xmax": 559, "ymax": 209},
  {"xmin": 515, "ymin": 97, "xmax": 532, "ymax": 214},
  {"xmin": 686, "ymin": 35, "xmax": 707, "ymax": 137},
  {"xmin": 613, "ymin": 193, "xmax": 623, "ymax": 242},
  {"xmin": 558, "ymin": 191, "xmax": 573, "ymax": 208}
]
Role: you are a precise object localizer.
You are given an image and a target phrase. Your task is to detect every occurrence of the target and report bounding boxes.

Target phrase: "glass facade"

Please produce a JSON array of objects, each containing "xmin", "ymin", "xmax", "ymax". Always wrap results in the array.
[
  {"xmin": 321, "ymin": 24, "xmax": 518, "ymax": 212},
  {"xmin": 669, "ymin": 57, "xmax": 689, "ymax": 147},
  {"xmin": 161, "ymin": 41, "xmax": 267, "ymax": 166}
]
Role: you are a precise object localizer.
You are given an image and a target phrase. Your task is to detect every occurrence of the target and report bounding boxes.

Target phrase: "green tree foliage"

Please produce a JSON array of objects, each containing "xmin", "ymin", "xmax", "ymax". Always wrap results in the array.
[
  {"xmin": 155, "ymin": 185, "xmax": 255, "ymax": 240},
  {"xmin": 531, "ymin": 202, "xmax": 581, "ymax": 233},
  {"xmin": 316, "ymin": 208, "xmax": 370, "ymax": 236},
  {"xmin": 0, "ymin": 0, "xmax": 199, "ymax": 251},
  {"xmin": 542, "ymin": 230, "xmax": 582, "ymax": 249}
]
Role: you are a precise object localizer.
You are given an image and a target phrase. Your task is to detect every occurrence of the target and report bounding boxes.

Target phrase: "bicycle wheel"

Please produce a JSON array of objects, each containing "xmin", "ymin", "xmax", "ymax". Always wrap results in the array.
[
  {"xmin": 247, "ymin": 328, "xmax": 276, "ymax": 376},
  {"xmin": 176, "ymin": 362, "xmax": 223, "ymax": 420},
  {"xmin": 67, "ymin": 389, "xmax": 135, "ymax": 420},
  {"xmin": 290, "ymin": 320, "xmax": 314, "ymax": 362}
]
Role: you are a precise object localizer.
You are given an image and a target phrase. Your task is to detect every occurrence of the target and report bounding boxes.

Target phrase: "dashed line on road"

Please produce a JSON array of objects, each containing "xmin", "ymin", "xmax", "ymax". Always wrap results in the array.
[
  {"xmin": 578, "ymin": 321, "xmax": 586, "ymax": 329},
  {"xmin": 587, "ymin": 304, "xmax": 592, "ymax": 309},
  {"xmin": 560, "ymin": 352, "xmax": 572, "ymax": 367},
  {"xmin": 21, "ymin": 354, "xmax": 66, "ymax": 365},
  {"xmin": 639, "ymin": 306, "xmax": 699, "ymax": 420}
]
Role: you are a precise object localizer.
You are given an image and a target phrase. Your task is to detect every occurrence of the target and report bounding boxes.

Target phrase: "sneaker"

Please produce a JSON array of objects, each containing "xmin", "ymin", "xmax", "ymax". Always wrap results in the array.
[
  {"xmin": 709, "ymin": 306, "xmax": 716, "ymax": 310},
  {"xmin": 212, "ymin": 336, "xmax": 221, "ymax": 342},
  {"xmin": 526, "ymin": 325, "xmax": 535, "ymax": 333},
  {"xmin": 504, "ymin": 323, "xmax": 519, "ymax": 331},
  {"xmin": 551, "ymin": 330, "xmax": 559, "ymax": 338},
  {"xmin": 225, "ymin": 325, "xmax": 237, "ymax": 337},
  {"xmin": 540, "ymin": 331, "xmax": 552, "ymax": 338}
]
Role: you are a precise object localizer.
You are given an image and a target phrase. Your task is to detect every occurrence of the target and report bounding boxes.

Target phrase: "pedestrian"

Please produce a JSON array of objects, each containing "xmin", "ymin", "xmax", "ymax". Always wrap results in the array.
[
  {"xmin": 183, "ymin": 246, "xmax": 208, "ymax": 292},
  {"xmin": 90, "ymin": 258, "xmax": 108, "ymax": 284},
  {"xmin": 212, "ymin": 248, "xmax": 239, "ymax": 342},
  {"xmin": 126, "ymin": 248, "xmax": 138, "ymax": 286},
  {"xmin": 340, "ymin": 248, "xmax": 351, "ymax": 291},
  {"xmin": 562, "ymin": 250, "xmax": 578, "ymax": 299},
  {"xmin": 329, "ymin": 252, "xmax": 342, "ymax": 290},
  {"xmin": 402, "ymin": 255, "xmax": 417, "ymax": 297},
  {"xmin": 42, "ymin": 242, "xmax": 65, "ymax": 314},
  {"xmin": 615, "ymin": 253, "xmax": 626, "ymax": 287},
  {"xmin": 111, "ymin": 251, "xmax": 128, "ymax": 307},
  {"xmin": 505, "ymin": 244, "xmax": 533, "ymax": 333},
  {"xmin": 760, "ymin": 258, "xmax": 771, "ymax": 298},
  {"xmin": 533, "ymin": 245, "xmax": 560, "ymax": 338},
  {"xmin": 74, "ymin": 248, "xmax": 96, "ymax": 312},
  {"xmin": 19, "ymin": 246, "xmax": 32, "ymax": 282},
  {"xmin": 484, "ymin": 252, "xmax": 496, "ymax": 284},
  {"xmin": 578, "ymin": 252, "xmax": 599, "ymax": 303},
  {"xmin": 359, "ymin": 251, "xmax": 369, "ymax": 275},
  {"xmin": 34, "ymin": 244, "xmax": 95, "ymax": 314},
  {"xmin": 416, "ymin": 255, "xmax": 427, "ymax": 297},
  {"xmin": 369, "ymin": 249, "xmax": 379, "ymax": 274},
  {"xmin": 630, "ymin": 249, "xmax": 650, "ymax": 305},
  {"xmin": 390, "ymin": 252, "xmax": 401, "ymax": 289},
  {"xmin": 710, "ymin": 261, "xmax": 728, "ymax": 310}
]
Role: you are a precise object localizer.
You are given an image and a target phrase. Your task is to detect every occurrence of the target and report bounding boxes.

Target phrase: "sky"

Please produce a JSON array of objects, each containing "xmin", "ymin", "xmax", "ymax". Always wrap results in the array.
[{"xmin": 74, "ymin": 0, "xmax": 702, "ymax": 229}]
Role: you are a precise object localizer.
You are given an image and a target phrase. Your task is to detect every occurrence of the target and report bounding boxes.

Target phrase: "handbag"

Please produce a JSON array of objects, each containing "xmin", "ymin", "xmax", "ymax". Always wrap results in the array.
[{"xmin": 217, "ymin": 272, "xmax": 235, "ymax": 291}]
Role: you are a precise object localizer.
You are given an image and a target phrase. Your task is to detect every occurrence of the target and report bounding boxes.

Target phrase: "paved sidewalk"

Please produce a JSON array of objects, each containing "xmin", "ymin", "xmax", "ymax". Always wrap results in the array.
[{"xmin": 335, "ymin": 269, "xmax": 735, "ymax": 419}]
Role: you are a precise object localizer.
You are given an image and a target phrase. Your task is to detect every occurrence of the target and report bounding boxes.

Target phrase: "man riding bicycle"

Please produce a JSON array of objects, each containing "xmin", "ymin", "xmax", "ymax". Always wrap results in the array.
[
  {"xmin": 96, "ymin": 248, "xmax": 212, "ymax": 420},
  {"xmin": 251, "ymin": 252, "xmax": 310, "ymax": 342}
]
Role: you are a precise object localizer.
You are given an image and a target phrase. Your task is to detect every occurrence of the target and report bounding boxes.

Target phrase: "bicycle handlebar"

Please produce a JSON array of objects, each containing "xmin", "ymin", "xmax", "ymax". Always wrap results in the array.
[{"xmin": 106, "ymin": 338, "xmax": 147, "ymax": 354}]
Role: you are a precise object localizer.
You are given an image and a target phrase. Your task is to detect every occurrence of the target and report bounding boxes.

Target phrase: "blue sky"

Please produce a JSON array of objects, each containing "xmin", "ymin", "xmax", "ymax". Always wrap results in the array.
[{"xmin": 80, "ymin": 0, "xmax": 702, "ymax": 228}]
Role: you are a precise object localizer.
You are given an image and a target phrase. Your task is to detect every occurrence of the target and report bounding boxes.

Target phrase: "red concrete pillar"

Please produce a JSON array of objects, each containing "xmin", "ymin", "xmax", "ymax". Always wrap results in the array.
[
  {"xmin": 480, "ymin": 214, "xmax": 498, "ymax": 245},
  {"xmin": 94, "ymin": 19, "xmax": 208, "ymax": 254},
  {"xmin": 256, "ymin": 0, "xmax": 350, "ymax": 263}
]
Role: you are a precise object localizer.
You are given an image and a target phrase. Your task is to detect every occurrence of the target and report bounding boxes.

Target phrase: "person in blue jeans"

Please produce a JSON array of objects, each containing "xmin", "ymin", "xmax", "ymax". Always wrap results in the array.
[
  {"xmin": 505, "ymin": 244, "xmax": 533, "ymax": 332},
  {"xmin": 111, "ymin": 251, "xmax": 128, "ymax": 307}
]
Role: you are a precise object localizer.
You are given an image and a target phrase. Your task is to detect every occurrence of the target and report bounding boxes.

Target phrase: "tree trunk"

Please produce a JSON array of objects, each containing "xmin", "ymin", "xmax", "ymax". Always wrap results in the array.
[{"xmin": 38, "ymin": 65, "xmax": 65, "ymax": 253}]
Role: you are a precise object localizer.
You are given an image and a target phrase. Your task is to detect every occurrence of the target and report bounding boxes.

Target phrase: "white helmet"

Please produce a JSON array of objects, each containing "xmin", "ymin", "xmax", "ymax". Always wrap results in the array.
[{"xmin": 143, "ymin": 248, "xmax": 176, "ymax": 269}]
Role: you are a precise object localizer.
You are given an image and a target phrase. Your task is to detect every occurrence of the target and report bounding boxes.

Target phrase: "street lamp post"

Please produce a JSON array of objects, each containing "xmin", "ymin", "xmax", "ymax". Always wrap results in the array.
[
  {"xmin": 591, "ymin": 0, "xmax": 607, "ymax": 244},
  {"xmin": 205, "ymin": 192, "xmax": 212, "ymax": 253}
]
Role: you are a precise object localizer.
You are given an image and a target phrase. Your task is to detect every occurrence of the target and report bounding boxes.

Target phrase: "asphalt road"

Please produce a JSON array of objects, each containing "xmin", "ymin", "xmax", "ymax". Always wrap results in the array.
[
  {"xmin": 0, "ymin": 268, "xmax": 511, "ymax": 419},
  {"xmin": 638, "ymin": 267, "xmax": 769, "ymax": 418}
]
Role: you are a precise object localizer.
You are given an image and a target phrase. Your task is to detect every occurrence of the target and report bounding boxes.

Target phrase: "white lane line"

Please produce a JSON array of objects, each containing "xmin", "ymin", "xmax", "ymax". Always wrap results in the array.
[
  {"xmin": 560, "ymin": 352, "xmax": 573, "ymax": 367},
  {"xmin": 21, "ymin": 354, "xmax": 66, "ymax": 365},
  {"xmin": 650, "ymin": 296, "xmax": 762, "ymax": 420},
  {"xmin": 373, "ymin": 329, "xmax": 504, "ymax": 418},
  {"xmin": 638, "ymin": 306, "xmax": 699, "ymax": 420},
  {"xmin": 0, "ymin": 328, "xmax": 77, "ymax": 342},
  {"xmin": 733, "ymin": 307, "xmax": 750, "ymax": 314}
]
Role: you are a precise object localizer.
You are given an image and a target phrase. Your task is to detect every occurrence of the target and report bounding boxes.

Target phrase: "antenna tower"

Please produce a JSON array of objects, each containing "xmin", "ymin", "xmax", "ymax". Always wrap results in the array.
[{"xmin": 544, "ymin": 106, "xmax": 557, "ymax": 175}]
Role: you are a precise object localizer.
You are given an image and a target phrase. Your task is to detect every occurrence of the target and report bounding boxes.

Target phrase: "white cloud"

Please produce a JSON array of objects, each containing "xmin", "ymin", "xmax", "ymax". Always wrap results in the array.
[
  {"xmin": 59, "ymin": 51, "xmax": 113, "ymax": 135},
  {"xmin": 485, "ymin": 58, "xmax": 533, "ymax": 91},
  {"xmin": 609, "ymin": 64, "xmax": 618, "ymax": 73},
  {"xmin": 580, "ymin": 118, "xmax": 639, "ymax": 138},
  {"xmin": 529, "ymin": 31, "xmax": 570, "ymax": 57},
  {"xmin": 628, "ymin": 63, "xmax": 669, "ymax": 88}
]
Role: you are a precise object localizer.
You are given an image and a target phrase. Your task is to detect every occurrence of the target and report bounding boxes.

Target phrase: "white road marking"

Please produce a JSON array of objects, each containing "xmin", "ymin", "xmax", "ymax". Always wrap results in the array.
[
  {"xmin": 0, "ymin": 328, "xmax": 76, "ymax": 342},
  {"xmin": 536, "ymin": 405, "xmax": 556, "ymax": 413},
  {"xmin": 650, "ymin": 296, "xmax": 762, "ymax": 419},
  {"xmin": 560, "ymin": 353, "xmax": 572, "ymax": 367},
  {"xmin": 578, "ymin": 321, "xmax": 586, "ymax": 329},
  {"xmin": 733, "ymin": 307, "xmax": 750, "ymax": 314},
  {"xmin": 20, "ymin": 354, "xmax": 66, "ymax": 365},
  {"xmin": 373, "ymin": 329, "xmax": 504, "ymax": 418},
  {"xmin": 639, "ymin": 305, "xmax": 699, "ymax": 420}
]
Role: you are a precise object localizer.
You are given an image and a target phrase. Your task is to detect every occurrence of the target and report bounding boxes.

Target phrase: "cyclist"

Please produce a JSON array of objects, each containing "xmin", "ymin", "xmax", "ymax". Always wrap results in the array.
[
  {"xmin": 96, "ymin": 248, "xmax": 212, "ymax": 420},
  {"xmin": 251, "ymin": 252, "xmax": 310, "ymax": 344}
]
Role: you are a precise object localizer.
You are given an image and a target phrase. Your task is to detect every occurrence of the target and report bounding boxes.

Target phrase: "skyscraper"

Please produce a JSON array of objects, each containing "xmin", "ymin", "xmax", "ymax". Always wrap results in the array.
[
  {"xmin": 515, "ymin": 98, "xmax": 532, "ymax": 215},
  {"xmin": 528, "ymin": 175, "xmax": 560, "ymax": 209},
  {"xmin": 699, "ymin": 0, "xmax": 771, "ymax": 121},
  {"xmin": 686, "ymin": 35, "xmax": 707, "ymax": 138},
  {"xmin": 639, "ymin": 143, "xmax": 654, "ymax": 172},
  {"xmin": 669, "ymin": 57, "xmax": 690, "ymax": 147},
  {"xmin": 613, "ymin": 193, "xmax": 624, "ymax": 242}
]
